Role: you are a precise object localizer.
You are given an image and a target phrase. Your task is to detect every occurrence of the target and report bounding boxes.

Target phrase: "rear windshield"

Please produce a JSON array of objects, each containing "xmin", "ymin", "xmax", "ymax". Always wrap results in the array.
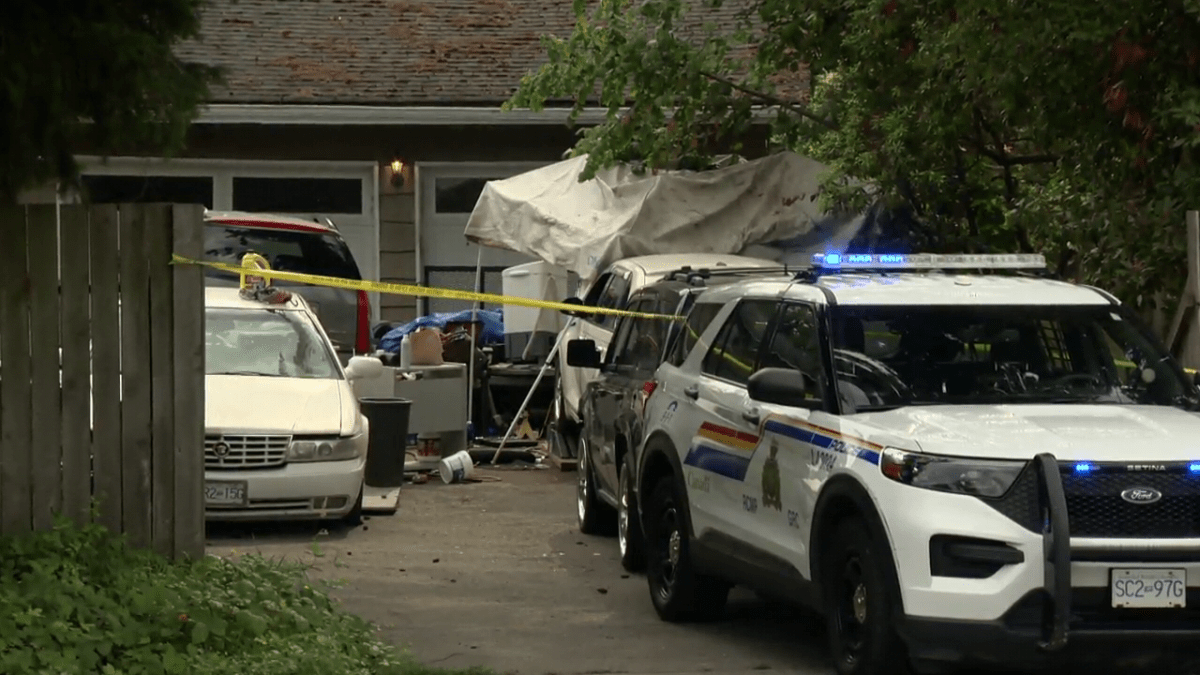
[{"xmin": 204, "ymin": 223, "xmax": 362, "ymax": 280}]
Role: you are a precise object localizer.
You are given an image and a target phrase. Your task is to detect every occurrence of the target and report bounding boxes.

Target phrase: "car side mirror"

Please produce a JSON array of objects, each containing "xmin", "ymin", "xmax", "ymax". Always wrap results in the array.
[
  {"xmin": 559, "ymin": 296, "xmax": 597, "ymax": 319},
  {"xmin": 748, "ymin": 367, "xmax": 823, "ymax": 410},
  {"xmin": 565, "ymin": 339, "xmax": 604, "ymax": 369},
  {"xmin": 345, "ymin": 355, "xmax": 384, "ymax": 381}
]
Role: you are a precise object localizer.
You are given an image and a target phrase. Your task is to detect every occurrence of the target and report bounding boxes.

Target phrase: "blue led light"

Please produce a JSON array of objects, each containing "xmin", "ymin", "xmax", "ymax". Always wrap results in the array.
[
  {"xmin": 845, "ymin": 253, "xmax": 873, "ymax": 264},
  {"xmin": 809, "ymin": 252, "xmax": 1047, "ymax": 270},
  {"xmin": 824, "ymin": 253, "xmax": 842, "ymax": 265},
  {"xmin": 1074, "ymin": 462, "xmax": 1094, "ymax": 473},
  {"xmin": 1190, "ymin": 463, "xmax": 1200, "ymax": 474}
]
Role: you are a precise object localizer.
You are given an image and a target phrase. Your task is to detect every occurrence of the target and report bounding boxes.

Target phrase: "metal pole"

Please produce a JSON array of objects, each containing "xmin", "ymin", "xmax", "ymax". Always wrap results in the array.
[
  {"xmin": 490, "ymin": 315, "xmax": 576, "ymax": 465},
  {"xmin": 467, "ymin": 247, "xmax": 483, "ymax": 429}
]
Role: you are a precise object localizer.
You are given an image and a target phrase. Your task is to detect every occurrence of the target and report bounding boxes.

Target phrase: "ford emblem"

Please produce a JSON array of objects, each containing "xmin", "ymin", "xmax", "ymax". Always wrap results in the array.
[{"xmin": 1120, "ymin": 487, "xmax": 1163, "ymax": 504}]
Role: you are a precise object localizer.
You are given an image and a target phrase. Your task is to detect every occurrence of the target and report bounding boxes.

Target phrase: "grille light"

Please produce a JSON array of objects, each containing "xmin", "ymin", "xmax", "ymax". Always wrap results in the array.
[{"xmin": 1074, "ymin": 462, "xmax": 1095, "ymax": 474}]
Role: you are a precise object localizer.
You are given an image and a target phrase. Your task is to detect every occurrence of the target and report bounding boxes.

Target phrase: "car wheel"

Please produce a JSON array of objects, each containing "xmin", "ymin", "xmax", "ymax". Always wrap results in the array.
[
  {"xmin": 644, "ymin": 475, "xmax": 729, "ymax": 622},
  {"xmin": 617, "ymin": 456, "xmax": 646, "ymax": 572},
  {"xmin": 821, "ymin": 517, "xmax": 908, "ymax": 675},
  {"xmin": 577, "ymin": 436, "xmax": 615, "ymax": 535},
  {"xmin": 341, "ymin": 484, "xmax": 364, "ymax": 527}
]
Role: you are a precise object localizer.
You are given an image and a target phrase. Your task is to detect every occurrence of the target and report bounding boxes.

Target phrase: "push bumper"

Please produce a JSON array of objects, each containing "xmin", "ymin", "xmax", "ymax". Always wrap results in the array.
[
  {"xmin": 899, "ymin": 454, "xmax": 1200, "ymax": 670},
  {"xmin": 205, "ymin": 457, "xmax": 365, "ymax": 521}
]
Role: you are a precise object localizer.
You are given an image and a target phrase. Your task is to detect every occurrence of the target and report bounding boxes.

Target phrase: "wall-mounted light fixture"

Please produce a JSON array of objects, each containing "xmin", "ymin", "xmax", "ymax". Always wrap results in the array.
[{"xmin": 389, "ymin": 156, "xmax": 406, "ymax": 189}]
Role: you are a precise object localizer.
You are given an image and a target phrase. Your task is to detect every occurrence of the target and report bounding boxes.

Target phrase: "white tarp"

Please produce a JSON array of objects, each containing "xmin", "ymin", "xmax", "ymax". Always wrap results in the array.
[{"xmin": 464, "ymin": 151, "xmax": 832, "ymax": 281}]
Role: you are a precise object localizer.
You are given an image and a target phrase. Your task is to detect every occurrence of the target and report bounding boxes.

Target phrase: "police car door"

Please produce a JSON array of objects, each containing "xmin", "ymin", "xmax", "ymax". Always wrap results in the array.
[
  {"xmin": 684, "ymin": 298, "xmax": 779, "ymax": 543},
  {"xmin": 739, "ymin": 298, "xmax": 834, "ymax": 573}
]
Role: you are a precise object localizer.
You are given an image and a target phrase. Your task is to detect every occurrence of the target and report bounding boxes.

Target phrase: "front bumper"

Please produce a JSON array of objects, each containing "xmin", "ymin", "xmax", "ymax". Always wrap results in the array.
[
  {"xmin": 205, "ymin": 456, "xmax": 365, "ymax": 521},
  {"xmin": 888, "ymin": 453, "xmax": 1200, "ymax": 668}
]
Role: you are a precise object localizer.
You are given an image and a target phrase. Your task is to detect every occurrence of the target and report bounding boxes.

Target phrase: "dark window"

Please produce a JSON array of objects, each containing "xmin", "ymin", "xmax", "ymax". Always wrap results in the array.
[
  {"xmin": 760, "ymin": 302, "xmax": 825, "ymax": 402},
  {"xmin": 671, "ymin": 301, "xmax": 722, "ymax": 366},
  {"xmin": 203, "ymin": 224, "xmax": 362, "ymax": 280},
  {"xmin": 80, "ymin": 175, "xmax": 213, "ymax": 208},
  {"xmin": 435, "ymin": 177, "xmax": 494, "ymax": 214},
  {"xmin": 612, "ymin": 300, "xmax": 671, "ymax": 371},
  {"xmin": 232, "ymin": 177, "xmax": 362, "ymax": 214},
  {"xmin": 593, "ymin": 274, "xmax": 630, "ymax": 329},
  {"xmin": 702, "ymin": 300, "xmax": 777, "ymax": 385}
]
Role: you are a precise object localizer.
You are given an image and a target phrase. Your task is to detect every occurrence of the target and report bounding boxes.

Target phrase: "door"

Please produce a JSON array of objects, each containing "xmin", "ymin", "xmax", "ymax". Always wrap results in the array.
[
  {"xmin": 587, "ymin": 300, "xmax": 645, "ymax": 497},
  {"xmin": 560, "ymin": 269, "xmax": 632, "ymax": 422},
  {"xmin": 683, "ymin": 299, "xmax": 779, "ymax": 542},
  {"xmin": 737, "ymin": 301, "xmax": 832, "ymax": 572}
]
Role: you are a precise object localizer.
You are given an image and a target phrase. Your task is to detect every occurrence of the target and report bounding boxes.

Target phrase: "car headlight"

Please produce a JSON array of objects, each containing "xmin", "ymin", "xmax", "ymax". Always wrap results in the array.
[
  {"xmin": 880, "ymin": 448, "xmax": 1025, "ymax": 498},
  {"xmin": 288, "ymin": 434, "xmax": 364, "ymax": 462}
]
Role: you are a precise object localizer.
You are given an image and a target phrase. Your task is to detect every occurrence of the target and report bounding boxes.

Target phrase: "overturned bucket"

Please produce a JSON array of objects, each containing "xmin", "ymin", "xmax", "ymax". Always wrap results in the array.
[{"xmin": 439, "ymin": 450, "xmax": 475, "ymax": 484}]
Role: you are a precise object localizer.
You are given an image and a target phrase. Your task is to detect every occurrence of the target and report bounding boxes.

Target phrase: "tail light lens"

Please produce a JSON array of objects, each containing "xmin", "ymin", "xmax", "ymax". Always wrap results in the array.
[{"xmin": 355, "ymin": 290, "xmax": 371, "ymax": 354}]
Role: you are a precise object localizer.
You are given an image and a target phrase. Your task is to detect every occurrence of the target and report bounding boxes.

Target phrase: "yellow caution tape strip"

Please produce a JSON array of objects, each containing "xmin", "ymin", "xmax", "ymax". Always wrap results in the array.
[{"xmin": 170, "ymin": 255, "xmax": 685, "ymax": 321}]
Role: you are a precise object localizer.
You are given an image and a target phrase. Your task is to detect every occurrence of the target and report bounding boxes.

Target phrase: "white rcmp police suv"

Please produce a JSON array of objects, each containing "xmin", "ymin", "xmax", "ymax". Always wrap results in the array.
[{"xmin": 636, "ymin": 253, "xmax": 1200, "ymax": 674}]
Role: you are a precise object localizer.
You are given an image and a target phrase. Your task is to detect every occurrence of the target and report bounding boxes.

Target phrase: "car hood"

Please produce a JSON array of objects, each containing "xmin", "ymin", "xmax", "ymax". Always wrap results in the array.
[
  {"xmin": 849, "ymin": 404, "xmax": 1200, "ymax": 462},
  {"xmin": 206, "ymin": 375, "xmax": 351, "ymax": 436}
]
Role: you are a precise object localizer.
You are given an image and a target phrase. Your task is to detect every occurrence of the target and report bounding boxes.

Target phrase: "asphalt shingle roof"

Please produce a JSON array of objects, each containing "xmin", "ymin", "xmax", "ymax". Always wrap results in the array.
[{"xmin": 178, "ymin": 0, "xmax": 784, "ymax": 106}]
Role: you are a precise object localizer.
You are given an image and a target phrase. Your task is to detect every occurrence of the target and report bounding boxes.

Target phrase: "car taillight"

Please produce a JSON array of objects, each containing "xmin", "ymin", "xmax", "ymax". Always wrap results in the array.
[{"xmin": 356, "ymin": 290, "xmax": 371, "ymax": 354}]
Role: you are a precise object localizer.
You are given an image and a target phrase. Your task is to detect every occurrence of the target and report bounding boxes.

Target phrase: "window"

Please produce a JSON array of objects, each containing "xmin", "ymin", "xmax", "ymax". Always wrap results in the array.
[
  {"xmin": 205, "ymin": 308, "xmax": 340, "ymax": 379},
  {"xmin": 582, "ymin": 272, "xmax": 631, "ymax": 329},
  {"xmin": 670, "ymin": 300, "xmax": 721, "ymax": 366},
  {"xmin": 435, "ymin": 177, "xmax": 494, "ymax": 214},
  {"xmin": 203, "ymin": 224, "xmax": 362, "ymax": 280},
  {"xmin": 232, "ymin": 177, "xmax": 362, "ymax": 214},
  {"xmin": 760, "ymin": 303, "xmax": 825, "ymax": 402},
  {"xmin": 611, "ymin": 300, "xmax": 671, "ymax": 371},
  {"xmin": 80, "ymin": 175, "xmax": 214, "ymax": 208},
  {"xmin": 702, "ymin": 300, "xmax": 778, "ymax": 385}
]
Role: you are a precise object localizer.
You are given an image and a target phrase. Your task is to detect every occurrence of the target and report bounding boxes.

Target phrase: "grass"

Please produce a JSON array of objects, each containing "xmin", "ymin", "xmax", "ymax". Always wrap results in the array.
[{"xmin": 0, "ymin": 513, "xmax": 495, "ymax": 675}]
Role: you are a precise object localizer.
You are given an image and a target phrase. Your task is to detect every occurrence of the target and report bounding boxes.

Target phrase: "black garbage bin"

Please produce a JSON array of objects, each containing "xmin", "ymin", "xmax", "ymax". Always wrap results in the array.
[{"xmin": 360, "ymin": 397, "xmax": 412, "ymax": 488}]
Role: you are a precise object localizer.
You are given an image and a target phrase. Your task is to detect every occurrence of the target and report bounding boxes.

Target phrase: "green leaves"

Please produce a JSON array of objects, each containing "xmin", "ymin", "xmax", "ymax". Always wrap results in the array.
[
  {"xmin": 507, "ymin": 0, "xmax": 1200, "ymax": 320},
  {"xmin": 0, "ymin": 517, "xmax": 425, "ymax": 675}
]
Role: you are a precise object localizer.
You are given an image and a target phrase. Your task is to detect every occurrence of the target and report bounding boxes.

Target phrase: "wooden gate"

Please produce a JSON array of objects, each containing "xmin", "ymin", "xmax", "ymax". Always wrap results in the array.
[{"xmin": 0, "ymin": 203, "xmax": 205, "ymax": 560}]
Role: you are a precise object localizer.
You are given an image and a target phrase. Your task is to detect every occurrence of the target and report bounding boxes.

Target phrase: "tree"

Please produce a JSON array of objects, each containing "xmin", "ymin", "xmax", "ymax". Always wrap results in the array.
[
  {"xmin": 1, "ymin": 1, "xmax": 221, "ymax": 203},
  {"xmin": 506, "ymin": 0, "xmax": 1200, "ymax": 315}
]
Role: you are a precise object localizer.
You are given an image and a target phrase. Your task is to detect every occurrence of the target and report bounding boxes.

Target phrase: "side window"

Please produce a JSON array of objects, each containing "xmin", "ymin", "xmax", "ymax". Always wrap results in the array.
[
  {"xmin": 612, "ymin": 301, "xmax": 669, "ymax": 371},
  {"xmin": 593, "ymin": 273, "xmax": 630, "ymax": 329},
  {"xmin": 760, "ymin": 303, "xmax": 825, "ymax": 401},
  {"xmin": 671, "ymin": 301, "xmax": 722, "ymax": 366},
  {"xmin": 581, "ymin": 272, "xmax": 614, "ymax": 306},
  {"xmin": 701, "ymin": 300, "xmax": 778, "ymax": 385}
]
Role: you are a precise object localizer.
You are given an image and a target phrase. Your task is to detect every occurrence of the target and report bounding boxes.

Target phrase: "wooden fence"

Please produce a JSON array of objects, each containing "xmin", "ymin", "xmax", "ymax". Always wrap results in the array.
[{"xmin": 0, "ymin": 203, "xmax": 206, "ymax": 560}]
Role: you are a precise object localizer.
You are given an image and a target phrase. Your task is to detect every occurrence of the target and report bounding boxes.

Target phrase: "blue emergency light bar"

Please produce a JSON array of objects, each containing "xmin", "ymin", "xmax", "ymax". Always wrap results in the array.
[{"xmin": 812, "ymin": 252, "xmax": 1047, "ymax": 270}]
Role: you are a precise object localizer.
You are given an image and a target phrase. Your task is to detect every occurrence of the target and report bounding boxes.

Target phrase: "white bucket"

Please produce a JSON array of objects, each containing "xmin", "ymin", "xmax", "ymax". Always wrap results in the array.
[{"xmin": 439, "ymin": 450, "xmax": 474, "ymax": 484}]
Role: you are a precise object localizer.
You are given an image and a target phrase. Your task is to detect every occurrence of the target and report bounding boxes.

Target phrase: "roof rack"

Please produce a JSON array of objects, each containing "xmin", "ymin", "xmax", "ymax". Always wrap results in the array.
[
  {"xmin": 664, "ymin": 264, "xmax": 792, "ymax": 285},
  {"xmin": 798, "ymin": 252, "xmax": 1047, "ymax": 280}
]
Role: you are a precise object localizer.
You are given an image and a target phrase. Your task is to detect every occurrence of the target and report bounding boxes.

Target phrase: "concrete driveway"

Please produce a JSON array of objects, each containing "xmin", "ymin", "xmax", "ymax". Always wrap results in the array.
[{"xmin": 206, "ymin": 465, "xmax": 832, "ymax": 675}]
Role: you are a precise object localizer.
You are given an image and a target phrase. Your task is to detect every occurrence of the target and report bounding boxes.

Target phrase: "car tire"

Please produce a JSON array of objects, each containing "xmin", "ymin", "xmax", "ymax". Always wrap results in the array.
[
  {"xmin": 820, "ymin": 516, "xmax": 909, "ymax": 675},
  {"xmin": 644, "ymin": 475, "xmax": 729, "ymax": 622},
  {"xmin": 617, "ymin": 456, "xmax": 646, "ymax": 572},
  {"xmin": 342, "ymin": 484, "xmax": 364, "ymax": 527},
  {"xmin": 577, "ymin": 435, "xmax": 616, "ymax": 535}
]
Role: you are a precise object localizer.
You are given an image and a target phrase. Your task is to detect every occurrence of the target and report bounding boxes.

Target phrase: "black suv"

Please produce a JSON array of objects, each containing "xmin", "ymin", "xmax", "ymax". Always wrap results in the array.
[{"xmin": 567, "ymin": 266, "xmax": 793, "ymax": 571}]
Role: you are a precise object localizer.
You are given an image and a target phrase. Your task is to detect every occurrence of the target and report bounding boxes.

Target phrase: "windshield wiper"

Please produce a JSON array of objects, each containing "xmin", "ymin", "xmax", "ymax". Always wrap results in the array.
[{"xmin": 208, "ymin": 370, "xmax": 289, "ymax": 377}]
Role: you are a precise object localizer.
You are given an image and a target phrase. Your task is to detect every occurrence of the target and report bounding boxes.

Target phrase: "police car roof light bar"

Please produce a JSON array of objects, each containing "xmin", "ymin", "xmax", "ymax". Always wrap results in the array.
[{"xmin": 811, "ymin": 252, "xmax": 1047, "ymax": 271}]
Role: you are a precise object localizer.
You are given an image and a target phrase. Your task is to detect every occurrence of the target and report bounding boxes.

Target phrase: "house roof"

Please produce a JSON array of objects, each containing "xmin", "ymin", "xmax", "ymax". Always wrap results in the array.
[{"xmin": 177, "ymin": 0, "xmax": 777, "ymax": 107}]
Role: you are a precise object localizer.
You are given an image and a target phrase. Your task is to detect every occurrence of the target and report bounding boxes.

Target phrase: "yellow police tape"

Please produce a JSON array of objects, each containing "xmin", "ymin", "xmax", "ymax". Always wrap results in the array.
[{"xmin": 170, "ymin": 254, "xmax": 684, "ymax": 321}]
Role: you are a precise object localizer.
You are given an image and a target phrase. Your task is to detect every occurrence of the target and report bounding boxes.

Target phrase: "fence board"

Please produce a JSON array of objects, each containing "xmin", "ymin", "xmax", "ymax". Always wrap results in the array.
[
  {"xmin": 0, "ymin": 207, "xmax": 33, "ymax": 533},
  {"xmin": 59, "ymin": 206, "xmax": 93, "ymax": 525},
  {"xmin": 90, "ymin": 205, "xmax": 123, "ymax": 534},
  {"xmin": 27, "ymin": 205, "xmax": 62, "ymax": 529},
  {"xmin": 119, "ymin": 205, "xmax": 154, "ymax": 549},
  {"xmin": 146, "ymin": 205, "xmax": 176, "ymax": 557},
  {"xmin": 173, "ymin": 204, "xmax": 206, "ymax": 559}
]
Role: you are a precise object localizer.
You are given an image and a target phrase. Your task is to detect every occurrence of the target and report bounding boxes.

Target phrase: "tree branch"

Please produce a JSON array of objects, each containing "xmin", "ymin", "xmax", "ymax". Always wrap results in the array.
[{"xmin": 697, "ymin": 69, "xmax": 838, "ymax": 130}]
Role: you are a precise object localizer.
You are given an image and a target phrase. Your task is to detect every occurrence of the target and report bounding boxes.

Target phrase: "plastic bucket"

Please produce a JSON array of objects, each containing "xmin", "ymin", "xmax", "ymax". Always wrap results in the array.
[{"xmin": 439, "ymin": 450, "xmax": 474, "ymax": 484}]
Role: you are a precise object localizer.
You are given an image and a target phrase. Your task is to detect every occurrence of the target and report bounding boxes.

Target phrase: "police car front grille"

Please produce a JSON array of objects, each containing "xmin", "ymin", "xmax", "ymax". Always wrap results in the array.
[
  {"xmin": 1060, "ymin": 468, "xmax": 1200, "ymax": 538},
  {"xmin": 985, "ymin": 464, "xmax": 1200, "ymax": 538},
  {"xmin": 205, "ymin": 435, "xmax": 290, "ymax": 469}
]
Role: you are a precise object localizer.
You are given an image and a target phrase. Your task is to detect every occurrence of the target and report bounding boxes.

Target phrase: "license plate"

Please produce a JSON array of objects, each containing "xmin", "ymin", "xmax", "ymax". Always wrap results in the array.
[
  {"xmin": 1111, "ymin": 568, "xmax": 1187, "ymax": 608},
  {"xmin": 205, "ymin": 481, "xmax": 248, "ymax": 506}
]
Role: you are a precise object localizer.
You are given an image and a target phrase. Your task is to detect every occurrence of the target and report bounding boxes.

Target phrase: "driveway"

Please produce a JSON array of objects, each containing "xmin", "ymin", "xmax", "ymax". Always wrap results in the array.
[{"xmin": 206, "ymin": 465, "xmax": 832, "ymax": 675}]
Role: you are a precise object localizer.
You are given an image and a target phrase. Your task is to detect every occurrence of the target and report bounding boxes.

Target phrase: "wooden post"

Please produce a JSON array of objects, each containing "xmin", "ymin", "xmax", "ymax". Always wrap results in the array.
[
  {"xmin": 27, "ymin": 205, "xmax": 63, "ymax": 530},
  {"xmin": 0, "ymin": 207, "xmax": 33, "ymax": 534},
  {"xmin": 172, "ymin": 204, "xmax": 206, "ymax": 560},
  {"xmin": 59, "ymin": 206, "xmax": 93, "ymax": 525},
  {"xmin": 120, "ymin": 205, "xmax": 155, "ymax": 549},
  {"xmin": 90, "ymin": 205, "xmax": 123, "ymax": 534},
  {"xmin": 147, "ymin": 205, "xmax": 177, "ymax": 557}
]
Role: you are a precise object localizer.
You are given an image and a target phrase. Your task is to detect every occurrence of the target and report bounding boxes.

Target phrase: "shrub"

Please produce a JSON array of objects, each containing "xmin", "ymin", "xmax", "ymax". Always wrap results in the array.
[{"xmin": 0, "ymin": 515, "xmax": 485, "ymax": 675}]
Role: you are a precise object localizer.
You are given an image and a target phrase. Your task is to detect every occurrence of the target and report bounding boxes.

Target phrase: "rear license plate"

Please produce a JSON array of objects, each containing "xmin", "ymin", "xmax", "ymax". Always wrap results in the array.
[
  {"xmin": 205, "ymin": 481, "xmax": 248, "ymax": 506},
  {"xmin": 1111, "ymin": 568, "xmax": 1187, "ymax": 608}
]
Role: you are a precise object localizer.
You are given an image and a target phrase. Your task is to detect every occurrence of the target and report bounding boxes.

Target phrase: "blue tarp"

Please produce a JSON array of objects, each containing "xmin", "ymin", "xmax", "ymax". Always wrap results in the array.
[{"xmin": 378, "ymin": 309, "xmax": 506, "ymax": 353}]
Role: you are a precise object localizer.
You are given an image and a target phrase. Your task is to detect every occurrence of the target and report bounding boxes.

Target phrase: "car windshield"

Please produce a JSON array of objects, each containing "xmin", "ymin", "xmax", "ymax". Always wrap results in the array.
[
  {"xmin": 829, "ymin": 304, "xmax": 1199, "ymax": 410},
  {"xmin": 205, "ymin": 308, "xmax": 341, "ymax": 379},
  {"xmin": 203, "ymin": 224, "xmax": 362, "ymax": 280}
]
